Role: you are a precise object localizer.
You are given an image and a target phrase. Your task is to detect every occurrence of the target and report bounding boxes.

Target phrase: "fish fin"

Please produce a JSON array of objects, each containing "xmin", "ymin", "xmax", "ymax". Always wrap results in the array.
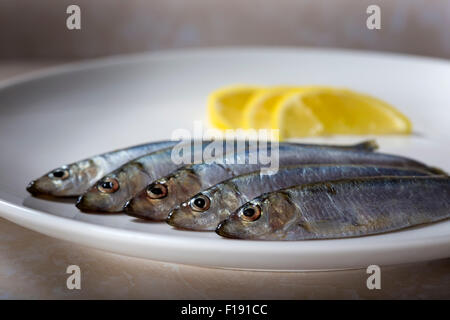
[{"xmin": 353, "ymin": 140, "xmax": 379, "ymax": 152}]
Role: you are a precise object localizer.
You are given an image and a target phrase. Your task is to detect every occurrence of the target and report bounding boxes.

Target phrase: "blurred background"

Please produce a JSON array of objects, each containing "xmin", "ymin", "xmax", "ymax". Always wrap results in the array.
[{"xmin": 1, "ymin": 0, "xmax": 449, "ymax": 60}]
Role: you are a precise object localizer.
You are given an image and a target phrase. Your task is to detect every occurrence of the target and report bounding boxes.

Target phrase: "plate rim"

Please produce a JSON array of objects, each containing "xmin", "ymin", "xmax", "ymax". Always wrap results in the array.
[
  {"xmin": 2, "ymin": 191, "xmax": 449, "ymax": 270},
  {"xmin": 2, "ymin": 46, "xmax": 450, "ymax": 92},
  {"xmin": 1, "ymin": 47, "xmax": 449, "ymax": 270}
]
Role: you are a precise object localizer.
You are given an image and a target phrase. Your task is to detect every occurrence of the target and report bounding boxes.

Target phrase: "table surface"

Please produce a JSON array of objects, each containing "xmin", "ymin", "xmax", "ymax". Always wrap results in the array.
[{"xmin": 0, "ymin": 60, "xmax": 449, "ymax": 300}]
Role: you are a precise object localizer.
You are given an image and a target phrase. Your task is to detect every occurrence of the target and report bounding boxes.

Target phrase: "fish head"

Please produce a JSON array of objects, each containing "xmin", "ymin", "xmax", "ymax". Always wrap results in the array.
[
  {"xmin": 27, "ymin": 160, "xmax": 99, "ymax": 197},
  {"xmin": 76, "ymin": 163, "xmax": 148, "ymax": 212},
  {"xmin": 216, "ymin": 192, "xmax": 296, "ymax": 240},
  {"xmin": 124, "ymin": 167, "xmax": 202, "ymax": 221},
  {"xmin": 166, "ymin": 182, "xmax": 243, "ymax": 231}
]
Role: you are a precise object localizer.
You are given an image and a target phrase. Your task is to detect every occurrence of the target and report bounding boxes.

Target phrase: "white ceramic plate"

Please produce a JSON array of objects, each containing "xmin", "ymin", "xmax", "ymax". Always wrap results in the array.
[{"xmin": 0, "ymin": 48, "xmax": 449, "ymax": 271}]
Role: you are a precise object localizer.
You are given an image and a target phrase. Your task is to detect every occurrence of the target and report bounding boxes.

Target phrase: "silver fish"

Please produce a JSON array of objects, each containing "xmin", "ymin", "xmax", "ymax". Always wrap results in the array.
[
  {"xmin": 125, "ymin": 144, "xmax": 434, "ymax": 221},
  {"xmin": 26, "ymin": 140, "xmax": 178, "ymax": 197},
  {"xmin": 167, "ymin": 165, "xmax": 433, "ymax": 231},
  {"xmin": 77, "ymin": 140, "xmax": 379, "ymax": 212},
  {"xmin": 216, "ymin": 176, "xmax": 450, "ymax": 240}
]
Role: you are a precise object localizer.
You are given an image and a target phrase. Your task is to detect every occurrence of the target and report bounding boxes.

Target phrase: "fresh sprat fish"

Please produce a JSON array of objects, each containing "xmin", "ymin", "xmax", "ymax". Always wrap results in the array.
[
  {"xmin": 166, "ymin": 165, "xmax": 433, "ymax": 231},
  {"xmin": 75, "ymin": 140, "xmax": 210, "ymax": 212},
  {"xmin": 76, "ymin": 140, "xmax": 378, "ymax": 212},
  {"xmin": 125, "ymin": 144, "xmax": 435, "ymax": 221},
  {"xmin": 216, "ymin": 176, "xmax": 450, "ymax": 240},
  {"xmin": 26, "ymin": 140, "xmax": 178, "ymax": 197}
]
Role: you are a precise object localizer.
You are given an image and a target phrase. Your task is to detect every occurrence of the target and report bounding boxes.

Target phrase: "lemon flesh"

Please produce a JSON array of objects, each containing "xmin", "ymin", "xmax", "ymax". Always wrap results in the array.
[
  {"xmin": 208, "ymin": 86, "xmax": 260, "ymax": 129},
  {"xmin": 244, "ymin": 86, "xmax": 337, "ymax": 130},
  {"xmin": 243, "ymin": 87, "xmax": 304, "ymax": 129},
  {"xmin": 301, "ymin": 89, "xmax": 412, "ymax": 135},
  {"xmin": 273, "ymin": 91, "xmax": 324, "ymax": 139},
  {"xmin": 207, "ymin": 85, "xmax": 412, "ymax": 140}
]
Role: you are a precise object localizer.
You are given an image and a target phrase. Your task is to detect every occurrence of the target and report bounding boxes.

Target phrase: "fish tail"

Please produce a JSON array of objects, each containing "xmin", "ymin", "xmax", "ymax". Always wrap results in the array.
[{"xmin": 427, "ymin": 167, "xmax": 448, "ymax": 176}]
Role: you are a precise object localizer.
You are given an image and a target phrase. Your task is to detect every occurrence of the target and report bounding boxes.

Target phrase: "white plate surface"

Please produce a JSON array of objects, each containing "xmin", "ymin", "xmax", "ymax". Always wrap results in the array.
[{"xmin": 0, "ymin": 48, "xmax": 449, "ymax": 271}]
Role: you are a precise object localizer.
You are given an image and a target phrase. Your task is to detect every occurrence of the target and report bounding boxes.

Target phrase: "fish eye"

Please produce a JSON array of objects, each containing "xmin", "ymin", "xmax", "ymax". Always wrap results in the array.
[
  {"xmin": 49, "ymin": 168, "xmax": 69, "ymax": 180},
  {"xmin": 189, "ymin": 194, "xmax": 210, "ymax": 212},
  {"xmin": 240, "ymin": 204, "xmax": 261, "ymax": 222},
  {"xmin": 97, "ymin": 178, "xmax": 120, "ymax": 193},
  {"xmin": 146, "ymin": 183, "xmax": 168, "ymax": 199}
]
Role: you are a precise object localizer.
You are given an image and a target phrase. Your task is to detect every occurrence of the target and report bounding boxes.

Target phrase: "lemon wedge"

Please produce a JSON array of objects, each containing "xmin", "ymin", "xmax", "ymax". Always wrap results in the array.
[
  {"xmin": 273, "ymin": 88, "xmax": 412, "ymax": 139},
  {"xmin": 272, "ymin": 91, "xmax": 324, "ymax": 139},
  {"xmin": 243, "ymin": 86, "xmax": 335, "ymax": 130},
  {"xmin": 208, "ymin": 85, "xmax": 412, "ymax": 140},
  {"xmin": 208, "ymin": 85, "xmax": 261, "ymax": 129},
  {"xmin": 243, "ymin": 87, "xmax": 304, "ymax": 129}
]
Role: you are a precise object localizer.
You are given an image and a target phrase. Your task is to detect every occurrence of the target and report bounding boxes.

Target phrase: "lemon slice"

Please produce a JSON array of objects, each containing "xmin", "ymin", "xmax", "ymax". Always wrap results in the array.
[
  {"xmin": 243, "ymin": 86, "xmax": 336, "ymax": 130},
  {"xmin": 302, "ymin": 89, "xmax": 412, "ymax": 135},
  {"xmin": 243, "ymin": 87, "xmax": 304, "ymax": 129},
  {"xmin": 273, "ymin": 91, "xmax": 324, "ymax": 139},
  {"xmin": 273, "ymin": 88, "xmax": 412, "ymax": 140},
  {"xmin": 208, "ymin": 85, "xmax": 261, "ymax": 129}
]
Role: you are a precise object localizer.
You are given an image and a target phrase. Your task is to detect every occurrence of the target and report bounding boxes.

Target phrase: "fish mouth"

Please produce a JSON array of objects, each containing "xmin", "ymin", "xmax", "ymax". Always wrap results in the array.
[
  {"xmin": 166, "ymin": 210, "xmax": 176, "ymax": 226},
  {"xmin": 166, "ymin": 209, "xmax": 210, "ymax": 231},
  {"xmin": 166, "ymin": 207, "xmax": 197, "ymax": 230},
  {"xmin": 165, "ymin": 209, "xmax": 187, "ymax": 228},
  {"xmin": 215, "ymin": 220, "xmax": 239, "ymax": 239},
  {"xmin": 75, "ymin": 195, "xmax": 119, "ymax": 214},
  {"xmin": 166, "ymin": 208, "xmax": 218, "ymax": 231},
  {"xmin": 26, "ymin": 180, "xmax": 43, "ymax": 196},
  {"xmin": 75, "ymin": 195, "xmax": 102, "ymax": 213},
  {"xmin": 123, "ymin": 199, "xmax": 153, "ymax": 220},
  {"xmin": 75, "ymin": 195, "xmax": 89, "ymax": 211},
  {"xmin": 27, "ymin": 180, "xmax": 56, "ymax": 197},
  {"xmin": 123, "ymin": 200, "xmax": 132, "ymax": 213}
]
